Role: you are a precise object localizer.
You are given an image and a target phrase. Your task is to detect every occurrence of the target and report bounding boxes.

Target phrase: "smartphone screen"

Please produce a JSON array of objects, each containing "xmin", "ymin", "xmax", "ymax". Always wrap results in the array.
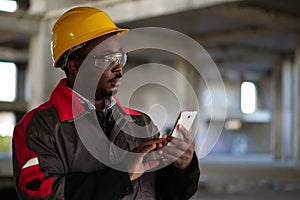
[{"xmin": 169, "ymin": 110, "xmax": 198, "ymax": 141}]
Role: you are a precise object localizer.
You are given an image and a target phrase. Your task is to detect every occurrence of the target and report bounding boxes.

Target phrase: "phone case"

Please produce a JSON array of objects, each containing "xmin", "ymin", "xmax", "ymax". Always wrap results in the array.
[{"xmin": 170, "ymin": 110, "xmax": 198, "ymax": 140}]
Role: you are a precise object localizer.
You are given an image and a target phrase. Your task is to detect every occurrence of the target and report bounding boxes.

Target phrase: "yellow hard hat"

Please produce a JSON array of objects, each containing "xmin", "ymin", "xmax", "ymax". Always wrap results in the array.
[{"xmin": 51, "ymin": 7, "xmax": 128, "ymax": 68}]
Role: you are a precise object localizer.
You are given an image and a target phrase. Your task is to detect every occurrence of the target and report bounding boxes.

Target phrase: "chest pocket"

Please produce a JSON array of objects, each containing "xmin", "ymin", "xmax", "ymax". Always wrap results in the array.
[{"xmin": 108, "ymin": 112, "xmax": 136, "ymax": 165}]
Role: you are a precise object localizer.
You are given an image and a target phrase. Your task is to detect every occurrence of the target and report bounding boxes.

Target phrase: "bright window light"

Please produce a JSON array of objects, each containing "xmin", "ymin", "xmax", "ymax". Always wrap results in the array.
[
  {"xmin": 241, "ymin": 81, "xmax": 256, "ymax": 114},
  {"xmin": 0, "ymin": 112, "xmax": 15, "ymax": 137},
  {"xmin": 0, "ymin": 61, "xmax": 17, "ymax": 102},
  {"xmin": 0, "ymin": 0, "xmax": 17, "ymax": 12}
]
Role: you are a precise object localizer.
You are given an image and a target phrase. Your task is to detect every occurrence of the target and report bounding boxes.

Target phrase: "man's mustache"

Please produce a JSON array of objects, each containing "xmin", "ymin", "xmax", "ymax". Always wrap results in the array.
[{"xmin": 115, "ymin": 72, "xmax": 122, "ymax": 79}]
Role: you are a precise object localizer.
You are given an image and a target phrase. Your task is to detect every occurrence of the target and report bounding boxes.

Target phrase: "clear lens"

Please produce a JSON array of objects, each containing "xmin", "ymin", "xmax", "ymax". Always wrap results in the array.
[{"xmin": 93, "ymin": 52, "xmax": 127, "ymax": 68}]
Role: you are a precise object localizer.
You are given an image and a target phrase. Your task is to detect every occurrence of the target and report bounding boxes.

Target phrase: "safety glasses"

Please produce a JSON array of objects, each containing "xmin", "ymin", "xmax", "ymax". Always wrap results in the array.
[
  {"xmin": 86, "ymin": 51, "xmax": 128, "ymax": 68},
  {"xmin": 62, "ymin": 42, "xmax": 128, "ymax": 69}
]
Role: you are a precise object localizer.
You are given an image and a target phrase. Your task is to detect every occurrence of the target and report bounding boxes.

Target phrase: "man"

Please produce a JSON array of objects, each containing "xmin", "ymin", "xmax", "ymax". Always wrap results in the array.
[{"xmin": 12, "ymin": 7, "xmax": 200, "ymax": 200}]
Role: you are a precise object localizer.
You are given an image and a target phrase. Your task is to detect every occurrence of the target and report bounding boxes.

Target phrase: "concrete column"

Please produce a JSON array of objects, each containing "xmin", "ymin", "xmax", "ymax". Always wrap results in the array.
[
  {"xmin": 272, "ymin": 60, "xmax": 282, "ymax": 160},
  {"xmin": 27, "ymin": 19, "xmax": 64, "ymax": 110},
  {"xmin": 28, "ymin": 0, "xmax": 47, "ymax": 14},
  {"xmin": 296, "ymin": 32, "xmax": 300, "ymax": 170},
  {"xmin": 281, "ymin": 58, "xmax": 294, "ymax": 160}
]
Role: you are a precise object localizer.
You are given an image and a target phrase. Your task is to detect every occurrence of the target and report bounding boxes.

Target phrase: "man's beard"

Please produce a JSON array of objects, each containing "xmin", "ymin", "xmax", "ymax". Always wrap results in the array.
[
  {"xmin": 95, "ymin": 87, "xmax": 118, "ymax": 100},
  {"xmin": 94, "ymin": 72, "xmax": 122, "ymax": 100}
]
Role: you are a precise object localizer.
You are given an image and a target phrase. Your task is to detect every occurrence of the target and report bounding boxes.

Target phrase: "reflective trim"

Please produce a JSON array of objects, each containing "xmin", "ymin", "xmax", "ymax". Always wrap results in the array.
[{"xmin": 22, "ymin": 158, "xmax": 39, "ymax": 169}]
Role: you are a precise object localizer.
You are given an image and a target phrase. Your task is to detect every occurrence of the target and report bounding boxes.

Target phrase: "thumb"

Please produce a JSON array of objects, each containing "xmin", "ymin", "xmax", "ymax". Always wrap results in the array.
[{"xmin": 143, "ymin": 160, "xmax": 160, "ymax": 171}]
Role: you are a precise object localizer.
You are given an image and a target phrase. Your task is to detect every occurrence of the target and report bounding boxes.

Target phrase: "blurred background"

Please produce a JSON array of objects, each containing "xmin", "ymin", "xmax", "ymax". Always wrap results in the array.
[{"xmin": 0, "ymin": 0, "xmax": 300, "ymax": 199}]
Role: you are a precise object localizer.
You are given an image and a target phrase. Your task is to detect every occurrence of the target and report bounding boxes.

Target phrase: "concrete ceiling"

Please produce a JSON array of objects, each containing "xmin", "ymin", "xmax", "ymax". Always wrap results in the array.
[
  {"xmin": 119, "ymin": 0, "xmax": 299, "ymax": 79},
  {"xmin": 0, "ymin": 0, "xmax": 299, "ymax": 81}
]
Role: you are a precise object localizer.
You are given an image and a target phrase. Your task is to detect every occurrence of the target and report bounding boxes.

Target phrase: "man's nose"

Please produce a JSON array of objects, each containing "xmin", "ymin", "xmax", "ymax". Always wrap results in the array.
[{"xmin": 112, "ymin": 62, "xmax": 122, "ymax": 73}]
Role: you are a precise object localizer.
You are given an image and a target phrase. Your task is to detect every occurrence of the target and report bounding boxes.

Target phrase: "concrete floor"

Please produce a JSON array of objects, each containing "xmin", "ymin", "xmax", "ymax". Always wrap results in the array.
[
  {"xmin": 191, "ymin": 190, "xmax": 300, "ymax": 200},
  {"xmin": 191, "ymin": 191, "xmax": 300, "ymax": 200},
  {"xmin": 1, "ymin": 186, "xmax": 300, "ymax": 200}
]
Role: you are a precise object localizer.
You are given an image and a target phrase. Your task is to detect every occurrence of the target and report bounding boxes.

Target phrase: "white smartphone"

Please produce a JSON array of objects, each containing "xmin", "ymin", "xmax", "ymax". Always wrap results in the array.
[{"xmin": 169, "ymin": 110, "xmax": 198, "ymax": 141}]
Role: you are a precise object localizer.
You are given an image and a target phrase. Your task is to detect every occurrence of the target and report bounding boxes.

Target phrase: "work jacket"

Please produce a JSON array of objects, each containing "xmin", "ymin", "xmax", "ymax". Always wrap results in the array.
[{"xmin": 12, "ymin": 78, "xmax": 200, "ymax": 200}]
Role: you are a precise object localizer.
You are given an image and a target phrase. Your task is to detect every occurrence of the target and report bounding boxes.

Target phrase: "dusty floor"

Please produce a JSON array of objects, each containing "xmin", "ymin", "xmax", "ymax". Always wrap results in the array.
[{"xmin": 191, "ymin": 190, "xmax": 300, "ymax": 200}]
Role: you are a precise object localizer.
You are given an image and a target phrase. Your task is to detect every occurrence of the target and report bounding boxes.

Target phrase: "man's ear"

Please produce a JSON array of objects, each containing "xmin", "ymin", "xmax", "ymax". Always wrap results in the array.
[{"xmin": 67, "ymin": 60, "xmax": 80, "ymax": 76}]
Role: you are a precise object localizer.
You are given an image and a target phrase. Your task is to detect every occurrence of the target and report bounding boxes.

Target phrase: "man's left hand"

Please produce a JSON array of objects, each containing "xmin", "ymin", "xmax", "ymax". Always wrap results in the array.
[{"xmin": 161, "ymin": 124, "xmax": 194, "ymax": 171}]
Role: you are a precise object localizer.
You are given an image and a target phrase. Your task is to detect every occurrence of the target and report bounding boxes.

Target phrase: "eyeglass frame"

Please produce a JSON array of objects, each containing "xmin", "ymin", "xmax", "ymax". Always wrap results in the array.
[
  {"xmin": 85, "ymin": 51, "xmax": 128, "ymax": 68},
  {"xmin": 61, "ymin": 43, "xmax": 128, "ymax": 69}
]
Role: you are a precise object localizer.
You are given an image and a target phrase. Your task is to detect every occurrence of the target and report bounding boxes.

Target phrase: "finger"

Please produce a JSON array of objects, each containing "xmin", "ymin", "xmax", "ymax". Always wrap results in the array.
[
  {"xmin": 162, "ymin": 134, "xmax": 168, "ymax": 140},
  {"xmin": 165, "ymin": 130, "xmax": 191, "ymax": 146},
  {"xmin": 142, "ymin": 138, "xmax": 164, "ymax": 147},
  {"xmin": 165, "ymin": 134, "xmax": 173, "ymax": 142},
  {"xmin": 136, "ymin": 139, "xmax": 163, "ymax": 152},
  {"xmin": 163, "ymin": 141, "xmax": 195, "ymax": 159},
  {"xmin": 139, "ymin": 143, "xmax": 157, "ymax": 154},
  {"xmin": 143, "ymin": 160, "xmax": 160, "ymax": 171},
  {"xmin": 177, "ymin": 124, "xmax": 193, "ymax": 142},
  {"xmin": 160, "ymin": 149, "xmax": 181, "ymax": 162},
  {"xmin": 130, "ymin": 144, "xmax": 157, "ymax": 168},
  {"xmin": 161, "ymin": 145, "xmax": 185, "ymax": 159},
  {"xmin": 171, "ymin": 141, "xmax": 195, "ymax": 156},
  {"xmin": 166, "ymin": 137, "xmax": 189, "ymax": 152},
  {"xmin": 162, "ymin": 147, "xmax": 193, "ymax": 168}
]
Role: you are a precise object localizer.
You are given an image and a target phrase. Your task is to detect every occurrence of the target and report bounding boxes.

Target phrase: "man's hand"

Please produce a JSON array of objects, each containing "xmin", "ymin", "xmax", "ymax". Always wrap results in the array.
[
  {"xmin": 126, "ymin": 139, "xmax": 163, "ymax": 181},
  {"xmin": 161, "ymin": 124, "xmax": 194, "ymax": 171}
]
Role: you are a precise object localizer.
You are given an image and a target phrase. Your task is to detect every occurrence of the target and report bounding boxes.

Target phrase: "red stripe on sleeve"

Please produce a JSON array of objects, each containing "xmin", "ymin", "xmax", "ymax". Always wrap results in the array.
[
  {"xmin": 13, "ymin": 101, "xmax": 54, "ymax": 198},
  {"xmin": 19, "ymin": 165, "xmax": 54, "ymax": 198}
]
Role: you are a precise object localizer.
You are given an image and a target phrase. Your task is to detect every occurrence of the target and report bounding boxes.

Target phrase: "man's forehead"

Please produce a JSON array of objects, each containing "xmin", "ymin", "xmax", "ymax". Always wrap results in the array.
[{"xmin": 88, "ymin": 35, "xmax": 121, "ymax": 53}]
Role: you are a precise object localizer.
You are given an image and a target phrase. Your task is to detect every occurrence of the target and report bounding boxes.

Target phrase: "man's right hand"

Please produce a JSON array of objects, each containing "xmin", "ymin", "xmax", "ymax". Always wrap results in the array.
[{"xmin": 126, "ymin": 139, "xmax": 163, "ymax": 181}]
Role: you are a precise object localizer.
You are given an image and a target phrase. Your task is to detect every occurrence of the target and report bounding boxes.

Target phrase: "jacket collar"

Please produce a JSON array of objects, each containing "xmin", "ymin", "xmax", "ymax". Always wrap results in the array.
[
  {"xmin": 50, "ymin": 78, "xmax": 141, "ymax": 122},
  {"xmin": 50, "ymin": 78, "xmax": 85, "ymax": 122}
]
